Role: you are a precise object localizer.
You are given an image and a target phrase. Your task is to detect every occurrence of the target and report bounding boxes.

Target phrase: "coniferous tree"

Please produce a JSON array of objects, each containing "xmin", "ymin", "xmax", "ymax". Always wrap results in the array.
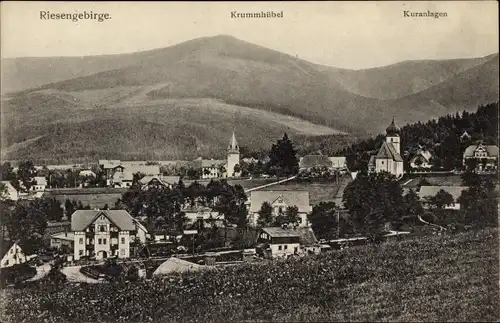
[{"xmin": 268, "ymin": 133, "xmax": 299, "ymax": 177}]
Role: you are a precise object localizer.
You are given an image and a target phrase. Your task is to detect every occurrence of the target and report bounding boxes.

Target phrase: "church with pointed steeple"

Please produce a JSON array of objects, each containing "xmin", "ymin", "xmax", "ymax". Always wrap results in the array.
[
  {"xmin": 368, "ymin": 118, "xmax": 404, "ymax": 179},
  {"xmin": 226, "ymin": 130, "xmax": 240, "ymax": 178}
]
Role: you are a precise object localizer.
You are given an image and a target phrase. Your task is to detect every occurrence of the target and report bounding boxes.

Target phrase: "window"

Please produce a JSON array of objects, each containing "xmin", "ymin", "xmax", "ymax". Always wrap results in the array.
[
  {"xmin": 284, "ymin": 245, "xmax": 288, "ymax": 250},
  {"xmin": 5, "ymin": 260, "xmax": 9, "ymax": 266},
  {"xmin": 103, "ymin": 239, "xmax": 107, "ymax": 245},
  {"xmin": 99, "ymin": 225, "xmax": 106, "ymax": 232},
  {"xmin": 120, "ymin": 249, "xmax": 125, "ymax": 256},
  {"xmin": 121, "ymin": 237, "xmax": 125, "ymax": 244},
  {"xmin": 79, "ymin": 238, "xmax": 84, "ymax": 244},
  {"xmin": 278, "ymin": 245, "xmax": 282, "ymax": 251},
  {"xmin": 98, "ymin": 238, "xmax": 102, "ymax": 245},
  {"xmin": 79, "ymin": 250, "xmax": 83, "ymax": 256},
  {"xmin": 381, "ymin": 161, "xmax": 384, "ymax": 165}
]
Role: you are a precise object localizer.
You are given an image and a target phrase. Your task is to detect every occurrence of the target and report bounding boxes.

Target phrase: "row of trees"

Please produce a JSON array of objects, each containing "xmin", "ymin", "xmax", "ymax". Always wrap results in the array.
[{"xmin": 114, "ymin": 179, "xmax": 248, "ymax": 233}]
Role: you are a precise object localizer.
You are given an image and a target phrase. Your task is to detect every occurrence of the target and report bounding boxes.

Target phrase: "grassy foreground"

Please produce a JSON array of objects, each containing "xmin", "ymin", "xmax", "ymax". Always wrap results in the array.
[{"xmin": 1, "ymin": 228, "xmax": 498, "ymax": 322}]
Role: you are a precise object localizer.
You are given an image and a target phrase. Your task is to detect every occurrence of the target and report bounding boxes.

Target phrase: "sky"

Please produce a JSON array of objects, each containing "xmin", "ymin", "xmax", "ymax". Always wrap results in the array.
[{"xmin": 1, "ymin": 1, "xmax": 498, "ymax": 69}]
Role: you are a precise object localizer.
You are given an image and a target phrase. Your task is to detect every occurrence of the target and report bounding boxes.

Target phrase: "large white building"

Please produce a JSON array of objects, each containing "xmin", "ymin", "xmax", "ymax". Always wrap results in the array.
[
  {"xmin": 368, "ymin": 118, "xmax": 404, "ymax": 179},
  {"xmin": 71, "ymin": 210, "xmax": 148, "ymax": 261}
]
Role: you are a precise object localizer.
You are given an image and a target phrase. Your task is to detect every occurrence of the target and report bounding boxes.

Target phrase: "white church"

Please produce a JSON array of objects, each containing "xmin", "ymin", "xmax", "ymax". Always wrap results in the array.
[
  {"xmin": 199, "ymin": 131, "xmax": 241, "ymax": 179},
  {"xmin": 368, "ymin": 118, "xmax": 404, "ymax": 179}
]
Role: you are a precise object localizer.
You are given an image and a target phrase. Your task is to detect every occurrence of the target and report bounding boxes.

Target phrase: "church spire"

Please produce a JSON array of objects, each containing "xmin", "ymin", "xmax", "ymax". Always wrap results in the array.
[{"xmin": 228, "ymin": 130, "xmax": 239, "ymax": 152}]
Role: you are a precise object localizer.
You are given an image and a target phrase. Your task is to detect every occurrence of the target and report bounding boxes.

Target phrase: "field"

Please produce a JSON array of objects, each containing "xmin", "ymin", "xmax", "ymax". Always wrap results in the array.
[
  {"xmin": 402, "ymin": 175, "xmax": 464, "ymax": 189},
  {"xmin": 2, "ymin": 228, "xmax": 496, "ymax": 322}
]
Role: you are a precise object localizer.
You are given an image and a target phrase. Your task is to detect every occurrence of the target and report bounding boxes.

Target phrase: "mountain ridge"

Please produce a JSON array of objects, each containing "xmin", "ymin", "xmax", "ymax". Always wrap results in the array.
[{"xmin": 1, "ymin": 35, "xmax": 498, "ymax": 162}]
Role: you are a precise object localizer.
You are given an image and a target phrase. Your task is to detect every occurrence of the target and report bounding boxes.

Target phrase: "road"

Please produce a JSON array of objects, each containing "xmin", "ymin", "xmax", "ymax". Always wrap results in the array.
[{"xmin": 26, "ymin": 263, "xmax": 52, "ymax": 282}]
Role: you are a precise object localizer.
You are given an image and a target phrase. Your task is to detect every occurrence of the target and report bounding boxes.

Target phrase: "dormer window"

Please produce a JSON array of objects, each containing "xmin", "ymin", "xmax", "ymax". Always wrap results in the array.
[{"xmin": 99, "ymin": 225, "xmax": 106, "ymax": 232}]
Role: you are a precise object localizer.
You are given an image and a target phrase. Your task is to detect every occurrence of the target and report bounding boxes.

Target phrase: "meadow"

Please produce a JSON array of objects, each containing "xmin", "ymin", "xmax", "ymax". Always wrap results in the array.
[{"xmin": 1, "ymin": 228, "xmax": 497, "ymax": 322}]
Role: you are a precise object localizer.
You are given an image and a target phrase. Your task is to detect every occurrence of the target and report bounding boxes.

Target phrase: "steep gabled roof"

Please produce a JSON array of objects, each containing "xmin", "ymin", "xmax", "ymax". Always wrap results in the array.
[
  {"xmin": 463, "ymin": 144, "xmax": 499, "ymax": 158},
  {"xmin": 71, "ymin": 210, "xmax": 136, "ymax": 231},
  {"xmin": 375, "ymin": 142, "xmax": 403, "ymax": 162},
  {"xmin": 0, "ymin": 240, "xmax": 16, "ymax": 259}
]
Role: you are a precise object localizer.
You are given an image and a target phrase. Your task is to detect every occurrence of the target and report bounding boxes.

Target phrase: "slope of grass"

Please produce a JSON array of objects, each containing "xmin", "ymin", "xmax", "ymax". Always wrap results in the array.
[{"xmin": 1, "ymin": 228, "xmax": 497, "ymax": 322}]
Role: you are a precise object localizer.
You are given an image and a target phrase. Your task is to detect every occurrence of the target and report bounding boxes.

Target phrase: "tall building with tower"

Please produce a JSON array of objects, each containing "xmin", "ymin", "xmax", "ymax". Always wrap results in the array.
[
  {"xmin": 227, "ymin": 131, "xmax": 240, "ymax": 178},
  {"xmin": 368, "ymin": 118, "xmax": 404, "ymax": 179}
]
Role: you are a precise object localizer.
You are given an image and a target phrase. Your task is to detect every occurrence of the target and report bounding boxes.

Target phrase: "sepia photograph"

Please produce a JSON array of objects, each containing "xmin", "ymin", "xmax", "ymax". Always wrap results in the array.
[{"xmin": 0, "ymin": 1, "xmax": 499, "ymax": 322}]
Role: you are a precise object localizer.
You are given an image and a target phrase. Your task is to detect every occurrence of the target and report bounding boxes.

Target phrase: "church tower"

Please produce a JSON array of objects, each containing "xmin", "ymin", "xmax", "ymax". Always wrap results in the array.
[
  {"xmin": 227, "ymin": 131, "xmax": 240, "ymax": 178},
  {"xmin": 385, "ymin": 117, "xmax": 401, "ymax": 154}
]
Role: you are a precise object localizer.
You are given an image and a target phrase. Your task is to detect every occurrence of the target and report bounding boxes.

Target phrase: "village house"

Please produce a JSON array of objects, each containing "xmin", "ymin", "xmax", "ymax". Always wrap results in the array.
[
  {"xmin": 418, "ymin": 185, "xmax": 469, "ymax": 210},
  {"xmin": 462, "ymin": 143, "xmax": 499, "ymax": 172},
  {"xmin": 111, "ymin": 165, "xmax": 161, "ymax": 188},
  {"xmin": 0, "ymin": 181, "xmax": 18, "ymax": 201},
  {"xmin": 182, "ymin": 206, "xmax": 225, "ymax": 227},
  {"xmin": 409, "ymin": 149, "xmax": 433, "ymax": 170},
  {"xmin": 460, "ymin": 130, "xmax": 471, "ymax": 142},
  {"xmin": 71, "ymin": 210, "xmax": 148, "ymax": 261},
  {"xmin": 1, "ymin": 240, "xmax": 27, "ymax": 268},
  {"xmin": 255, "ymin": 227, "xmax": 321, "ymax": 259},
  {"xmin": 246, "ymin": 190, "xmax": 313, "ymax": 228},
  {"xmin": 368, "ymin": 118, "xmax": 404, "ymax": 179},
  {"xmin": 79, "ymin": 169, "xmax": 96, "ymax": 178},
  {"xmin": 139, "ymin": 175, "xmax": 180, "ymax": 189},
  {"xmin": 50, "ymin": 232, "xmax": 75, "ymax": 250},
  {"xmin": 329, "ymin": 156, "xmax": 347, "ymax": 171}
]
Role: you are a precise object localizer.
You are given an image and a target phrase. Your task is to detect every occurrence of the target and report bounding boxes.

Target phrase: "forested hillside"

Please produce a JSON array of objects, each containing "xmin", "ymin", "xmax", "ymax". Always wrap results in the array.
[{"xmin": 340, "ymin": 102, "xmax": 499, "ymax": 171}]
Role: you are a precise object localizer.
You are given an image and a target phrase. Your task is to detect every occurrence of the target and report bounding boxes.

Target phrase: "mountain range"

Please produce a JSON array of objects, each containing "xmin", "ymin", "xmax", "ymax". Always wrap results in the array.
[{"xmin": 1, "ymin": 35, "xmax": 498, "ymax": 163}]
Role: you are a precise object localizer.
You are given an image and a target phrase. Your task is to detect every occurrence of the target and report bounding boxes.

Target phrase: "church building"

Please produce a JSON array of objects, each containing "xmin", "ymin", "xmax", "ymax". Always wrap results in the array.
[{"xmin": 368, "ymin": 118, "xmax": 404, "ymax": 179}]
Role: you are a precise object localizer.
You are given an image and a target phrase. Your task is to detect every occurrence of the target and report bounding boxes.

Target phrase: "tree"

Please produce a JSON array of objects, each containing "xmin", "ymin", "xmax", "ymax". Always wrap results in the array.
[
  {"xmin": 233, "ymin": 164, "xmax": 241, "ymax": 176},
  {"xmin": 0, "ymin": 182, "xmax": 8, "ymax": 201},
  {"xmin": 465, "ymin": 158, "xmax": 478, "ymax": 172},
  {"xmin": 65, "ymin": 199, "xmax": 76, "ymax": 218},
  {"xmin": 6, "ymin": 203, "xmax": 48, "ymax": 254},
  {"xmin": 308, "ymin": 202, "xmax": 338, "ymax": 240},
  {"xmin": 15, "ymin": 161, "xmax": 37, "ymax": 192},
  {"xmin": 284, "ymin": 206, "xmax": 300, "ymax": 226},
  {"xmin": 0, "ymin": 162, "xmax": 16, "ymax": 181},
  {"xmin": 268, "ymin": 133, "xmax": 299, "ymax": 177},
  {"xmin": 429, "ymin": 189, "xmax": 454, "ymax": 209},
  {"xmin": 342, "ymin": 170, "xmax": 406, "ymax": 240},
  {"xmin": 257, "ymin": 202, "xmax": 273, "ymax": 227},
  {"xmin": 458, "ymin": 175, "xmax": 497, "ymax": 227},
  {"xmin": 403, "ymin": 189, "xmax": 424, "ymax": 221}
]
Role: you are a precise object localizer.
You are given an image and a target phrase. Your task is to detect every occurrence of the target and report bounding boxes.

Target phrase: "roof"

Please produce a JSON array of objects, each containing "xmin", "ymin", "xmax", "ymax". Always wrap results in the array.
[
  {"xmin": 411, "ymin": 150, "xmax": 432, "ymax": 162},
  {"xmin": 201, "ymin": 160, "xmax": 226, "ymax": 168},
  {"xmin": 139, "ymin": 176, "xmax": 180, "ymax": 186},
  {"xmin": 261, "ymin": 227, "xmax": 318, "ymax": 245},
  {"xmin": 79, "ymin": 170, "xmax": 96, "ymax": 176},
  {"xmin": 51, "ymin": 232, "xmax": 74, "ymax": 241},
  {"xmin": 296, "ymin": 228, "xmax": 318, "ymax": 246},
  {"xmin": 418, "ymin": 186, "xmax": 469, "ymax": 201},
  {"xmin": 463, "ymin": 144, "xmax": 499, "ymax": 158},
  {"xmin": 71, "ymin": 210, "xmax": 136, "ymax": 231},
  {"xmin": 299, "ymin": 155, "xmax": 332, "ymax": 169},
  {"xmin": 375, "ymin": 142, "xmax": 403, "ymax": 162},
  {"xmin": 99, "ymin": 160, "xmax": 121, "ymax": 169},
  {"xmin": 124, "ymin": 165, "xmax": 160, "ymax": 176},
  {"xmin": 153, "ymin": 257, "xmax": 205, "ymax": 276},
  {"xmin": 228, "ymin": 132, "xmax": 239, "ymax": 151},
  {"xmin": 262, "ymin": 227, "xmax": 300, "ymax": 238},
  {"xmin": 386, "ymin": 117, "xmax": 400, "ymax": 136},
  {"xmin": 34, "ymin": 176, "xmax": 47, "ymax": 186},
  {"xmin": 1, "ymin": 240, "xmax": 16, "ymax": 258},
  {"xmin": 249, "ymin": 190, "xmax": 311, "ymax": 213}
]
